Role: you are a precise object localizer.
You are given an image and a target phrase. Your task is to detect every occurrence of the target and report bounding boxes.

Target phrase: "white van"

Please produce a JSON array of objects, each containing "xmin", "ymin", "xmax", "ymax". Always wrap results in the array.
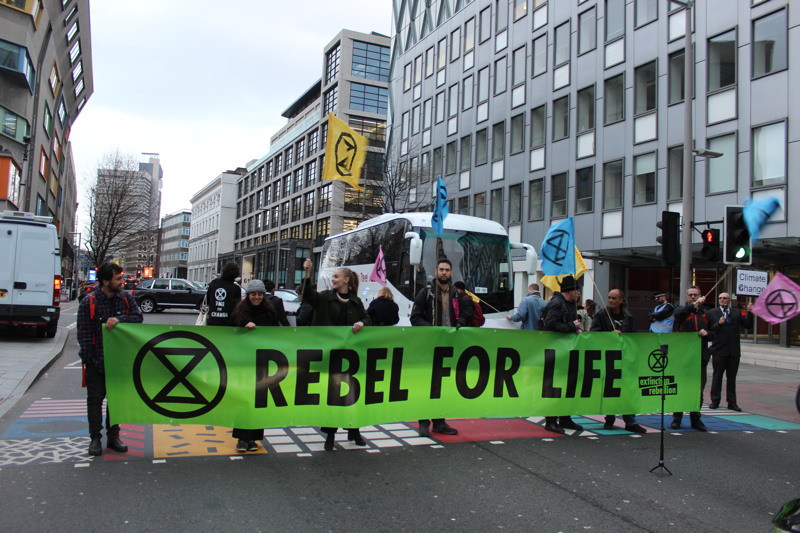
[{"xmin": 0, "ymin": 211, "xmax": 62, "ymax": 337}]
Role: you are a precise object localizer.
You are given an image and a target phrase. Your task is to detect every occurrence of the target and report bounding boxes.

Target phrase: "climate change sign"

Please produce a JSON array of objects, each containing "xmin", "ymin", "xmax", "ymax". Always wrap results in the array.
[{"xmin": 104, "ymin": 325, "xmax": 700, "ymax": 428}]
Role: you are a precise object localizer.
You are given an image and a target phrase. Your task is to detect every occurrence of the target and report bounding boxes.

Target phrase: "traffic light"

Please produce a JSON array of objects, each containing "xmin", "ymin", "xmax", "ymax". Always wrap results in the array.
[
  {"xmin": 656, "ymin": 211, "xmax": 680, "ymax": 267},
  {"xmin": 724, "ymin": 205, "xmax": 752, "ymax": 265},
  {"xmin": 701, "ymin": 228, "xmax": 720, "ymax": 262}
]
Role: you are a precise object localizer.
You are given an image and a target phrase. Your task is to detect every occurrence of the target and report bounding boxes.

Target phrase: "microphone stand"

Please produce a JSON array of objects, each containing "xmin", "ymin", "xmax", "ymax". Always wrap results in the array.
[{"xmin": 650, "ymin": 343, "xmax": 673, "ymax": 477}]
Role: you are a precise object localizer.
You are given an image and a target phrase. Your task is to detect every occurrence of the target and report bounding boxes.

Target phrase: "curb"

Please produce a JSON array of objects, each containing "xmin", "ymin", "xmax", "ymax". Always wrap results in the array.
[{"xmin": 0, "ymin": 327, "xmax": 70, "ymax": 420}]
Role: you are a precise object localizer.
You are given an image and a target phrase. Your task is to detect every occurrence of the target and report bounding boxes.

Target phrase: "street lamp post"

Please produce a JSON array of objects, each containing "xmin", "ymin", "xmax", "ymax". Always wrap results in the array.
[{"xmin": 678, "ymin": 0, "xmax": 695, "ymax": 299}]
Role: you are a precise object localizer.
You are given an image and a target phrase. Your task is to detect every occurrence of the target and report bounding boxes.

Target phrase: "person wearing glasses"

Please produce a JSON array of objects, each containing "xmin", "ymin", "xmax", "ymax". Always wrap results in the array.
[
  {"xmin": 706, "ymin": 293, "xmax": 754, "ymax": 412},
  {"xmin": 670, "ymin": 286, "xmax": 711, "ymax": 431}
]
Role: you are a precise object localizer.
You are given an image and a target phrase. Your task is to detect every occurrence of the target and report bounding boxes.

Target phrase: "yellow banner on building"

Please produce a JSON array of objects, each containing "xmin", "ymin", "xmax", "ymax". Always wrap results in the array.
[{"xmin": 322, "ymin": 113, "xmax": 368, "ymax": 190}]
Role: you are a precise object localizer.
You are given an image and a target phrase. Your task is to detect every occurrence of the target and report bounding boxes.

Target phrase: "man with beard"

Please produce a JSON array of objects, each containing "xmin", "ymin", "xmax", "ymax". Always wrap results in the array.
[
  {"xmin": 670, "ymin": 285, "xmax": 710, "ymax": 431},
  {"xmin": 540, "ymin": 275, "xmax": 585, "ymax": 434},
  {"xmin": 77, "ymin": 263, "xmax": 143, "ymax": 455},
  {"xmin": 410, "ymin": 258, "xmax": 473, "ymax": 437}
]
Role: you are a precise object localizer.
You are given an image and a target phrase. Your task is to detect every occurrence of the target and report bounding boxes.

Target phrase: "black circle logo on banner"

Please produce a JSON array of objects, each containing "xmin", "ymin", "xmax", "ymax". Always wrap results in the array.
[
  {"xmin": 648, "ymin": 348, "xmax": 669, "ymax": 373},
  {"xmin": 764, "ymin": 289, "xmax": 798, "ymax": 320},
  {"xmin": 542, "ymin": 229, "xmax": 571, "ymax": 267},
  {"xmin": 132, "ymin": 330, "xmax": 227, "ymax": 419}
]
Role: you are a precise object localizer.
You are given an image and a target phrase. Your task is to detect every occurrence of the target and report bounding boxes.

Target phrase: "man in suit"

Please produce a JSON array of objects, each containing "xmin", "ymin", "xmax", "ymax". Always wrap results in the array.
[{"xmin": 706, "ymin": 293, "xmax": 754, "ymax": 411}]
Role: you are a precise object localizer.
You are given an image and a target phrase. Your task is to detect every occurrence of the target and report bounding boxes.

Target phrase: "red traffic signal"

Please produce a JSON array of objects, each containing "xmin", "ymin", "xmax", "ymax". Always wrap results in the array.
[{"xmin": 701, "ymin": 228, "xmax": 720, "ymax": 261}]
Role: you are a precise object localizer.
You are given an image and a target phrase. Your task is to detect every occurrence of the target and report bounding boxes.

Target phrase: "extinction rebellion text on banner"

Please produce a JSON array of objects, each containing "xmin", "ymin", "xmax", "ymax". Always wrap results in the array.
[{"xmin": 104, "ymin": 325, "xmax": 700, "ymax": 429}]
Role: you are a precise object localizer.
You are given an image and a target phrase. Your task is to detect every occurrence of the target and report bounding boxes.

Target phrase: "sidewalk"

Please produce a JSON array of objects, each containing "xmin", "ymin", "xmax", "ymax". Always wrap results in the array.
[{"xmin": 0, "ymin": 309, "xmax": 798, "ymax": 421}]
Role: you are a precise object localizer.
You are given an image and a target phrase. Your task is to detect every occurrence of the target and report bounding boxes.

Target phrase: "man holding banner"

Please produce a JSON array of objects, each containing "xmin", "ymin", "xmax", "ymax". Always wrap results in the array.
[
  {"xmin": 670, "ymin": 286, "xmax": 710, "ymax": 431},
  {"xmin": 540, "ymin": 275, "xmax": 584, "ymax": 434}
]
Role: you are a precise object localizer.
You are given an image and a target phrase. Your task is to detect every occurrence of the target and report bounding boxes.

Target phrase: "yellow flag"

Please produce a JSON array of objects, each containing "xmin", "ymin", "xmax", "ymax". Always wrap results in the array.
[
  {"xmin": 540, "ymin": 247, "xmax": 588, "ymax": 293},
  {"xmin": 322, "ymin": 113, "xmax": 368, "ymax": 190}
]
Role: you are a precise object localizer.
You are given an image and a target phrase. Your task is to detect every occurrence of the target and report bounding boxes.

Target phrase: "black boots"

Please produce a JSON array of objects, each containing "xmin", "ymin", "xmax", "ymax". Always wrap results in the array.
[
  {"xmin": 348, "ymin": 429, "xmax": 366, "ymax": 446},
  {"xmin": 88, "ymin": 437, "xmax": 102, "ymax": 456},
  {"xmin": 107, "ymin": 435, "xmax": 128, "ymax": 453}
]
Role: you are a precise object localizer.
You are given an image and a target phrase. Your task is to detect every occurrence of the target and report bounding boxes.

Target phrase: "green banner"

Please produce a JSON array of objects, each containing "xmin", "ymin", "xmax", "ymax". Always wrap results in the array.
[{"xmin": 104, "ymin": 325, "xmax": 700, "ymax": 429}]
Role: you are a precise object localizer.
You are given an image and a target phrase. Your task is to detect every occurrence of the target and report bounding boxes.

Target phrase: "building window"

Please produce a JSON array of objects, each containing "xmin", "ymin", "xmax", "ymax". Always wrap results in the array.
[
  {"xmin": 604, "ymin": 73, "xmax": 624, "ymax": 124},
  {"xmin": 490, "ymin": 188, "xmax": 503, "ymax": 223},
  {"xmin": 318, "ymin": 184, "xmax": 331, "ymax": 213},
  {"xmin": 530, "ymin": 105, "xmax": 545, "ymax": 148},
  {"xmin": 708, "ymin": 29, "xmax": 736, "ymax": 92},
  {"xmin": 450, "ymin": 27, "xmax": 461, "ymax": 62},
  {"xmin": 69, "ymin": 40, "xmax": 80, "ymax": 64},
  {"xmin": 351, "ymin": 40, "xmax": 390, "ymax": 82},
  {"xmin": 425, "ymin": 46, "xmax": 435, "ymax": 77},
  {"xmin": 496, "ymin": 0, "xmax": 508, "ymax": 33},
  {"xmin": 462, "ymin": 76, "xmax": 473, "ymax": 110},
  {"xmin": 509, "ymin": 183, "xmax": 522, "ymax": 224},
  {"xmin": 42, "ymin": 104, "xmax": 53, "ymax": 137},
  {"xmin": 323, "ymin": 87, "xmax": 338, "ymax": 113},
  {"xmin": 553, "ymin": 96, "xmax": 569, "ymax": 141},
  {"xmin": 414, "ymin": 55, "xmax": 423, "ymax": 87},
  {"xmin": 512, "ymin": 46, "xmax": 525, "ymax": 86},
  {"xmin": 435, "ymin": 91, "xmax": 445, "ymax": 123},
  {"xmin": 412, "ymin": 105, "xmax": 421, "ymax": 134},
  {"xmin": 457, "ymin": 196, "xmax": 469, "ymax": 215},
  {"xmin": 475, "ymin": 128, "xmax": 488, "ymax": 165},
  {"xmin": 605, "ymin": 0, "xmax": 625, "ymax": 41},
  {"xmin": 752, "ymin": 9, "xmax": 787, "ymax": 78},
  {"xmin": 446, "ymin": 141, "xmax": 457, "ymax": 174},
  {"xmin": 477, "ymin": 66, "xmax": 490, "ymax": 103},
  {"xmin": 667, "ymin": 146, "xmax": 683, "ymax": 201},
  {"xmin": 464, "ymin": 17, "xmax": 475, "ymax": 53},
  {"xmin": 350, "ymin": 83, "xmax": 388, "ymax": 114},
  {"xmin": 432, "ymin": 147, "xmax": 443, "ymax": 176},
  {"xmin": 492, "ymin": 121, "xmax": 505, "ymax": 160},
  {"xmin": 325, "ymin": 44, "xmax": 340, "ymax": 83},
  {"xmin": 752, "ymin": 121, "xmax": 785, "ymax": 187},
  {"xmin": 437, "ymin": 37, "xmax": 447, "ymax": 71},
  {"xmin": 578, "ymin": 7, "xmax": 596, "ymax": 54},
  {"xmin": 448, "ymin": 84, "xmax": 459, "ymax": 117},
  {"xmin": 513, "ymin": 0, "xmax": 527, "ymax": 21},
  {"xmin": 707, "ymin": 133, "xmax": 736, "ymax": 194},
  {"xmin": 633, "ymin": 153, "xmax": 656, "ymax": 205},
  {"xmin": 479, "ymin": 6, "xmax": 492, "ymax": 43},
  {"xmin": 634, "ymin": 61, "xmax": 657, "ymax": 114},
  {"xmin": 635, "ymin": 0, "xmax": 658, "ymax": 28},
  {"xmin": 575, "ymin": 166, "xmax": 594, "ymax": 214},
  {"xmin": 510, "ymin": 114, "xmax": 524, "ymax": 154},
  {"xmin": 554, "ymin": 21, "xmax": 570, "ymax": 67},
  {"xmin": 474, "ymin": 192, "xmax": 486, "ymax": 218},
  {"xmin": 528, "ymin": 178, "xmax": 544, "ymax": 221},
  {"xmin": 494, "ymin": 56, "xmax": 507, "ymax": 95},
  {"xmin": 531, "ymin": 35, "xmax": 547, "ymax": 78},
  {"xmin": 460, "ymin": 135, "xmax": 471, "ymax": 171},
  {"xmin": 551, "ymin": 173, "xmax": 567, "ymax": 218},
  {"xmin": 48, "ymin": 63, "xmax": 60, "ymax": 95},
  {"xmin": 668, "ymin": 49, "xmax": 685, "ymax": 104},
  {"xmin": 577, "ymin": 85, "xmax": 595, "ymax": 133},
  {"xmin": 604, "ymin": 160, "xmax": 624, "ymax": 209},
  {"xmin": 403, "ymin": 62, "xmax": 412, "ymax": 91}
]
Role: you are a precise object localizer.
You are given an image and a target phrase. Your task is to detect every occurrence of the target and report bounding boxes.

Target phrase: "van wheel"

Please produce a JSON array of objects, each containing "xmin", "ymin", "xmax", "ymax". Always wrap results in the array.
[
  {"xmin": 45, "ymin": 324, "xmax": 57, "ymax": 338},
  {"xmin": 36, "ymin": 326, "xmax": 47, "ymax": 338},
  {"xmin": 139, "ymin": 297, "xmax": 156, "ymax": 313}
]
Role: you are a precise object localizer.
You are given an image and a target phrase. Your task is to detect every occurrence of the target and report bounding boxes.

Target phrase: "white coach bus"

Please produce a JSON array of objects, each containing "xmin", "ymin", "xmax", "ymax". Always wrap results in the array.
[{"xmin": 316, "ymin": 212, "xmax": 538, "ymax": 327}]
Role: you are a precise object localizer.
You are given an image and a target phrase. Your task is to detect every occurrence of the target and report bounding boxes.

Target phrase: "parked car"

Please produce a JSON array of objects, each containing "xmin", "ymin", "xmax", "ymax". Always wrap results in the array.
[
  {"xmin": 133, "ymin": 278, "xmax": 206, "ymax": 313},
  {"xmin": 78, "ymin": 281, "xmax": 99, "ymax": 302},
  {"xmin": 189, "ymin": 280, "xmax": 208, "ymax": 291},
  {"xmin": 274, "ymin": 288, "xmax": 301, "ymax": 315}
]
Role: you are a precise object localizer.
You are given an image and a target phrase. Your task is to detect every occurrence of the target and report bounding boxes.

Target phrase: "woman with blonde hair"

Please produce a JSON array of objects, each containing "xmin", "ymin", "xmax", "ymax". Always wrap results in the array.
[
  {"xmin": 368, "ymin": 286, "xmax": 400, "ymax": 326},
  {"xmin": 301, "ymin": 258, "xmax": 371, "ymax": 451}
]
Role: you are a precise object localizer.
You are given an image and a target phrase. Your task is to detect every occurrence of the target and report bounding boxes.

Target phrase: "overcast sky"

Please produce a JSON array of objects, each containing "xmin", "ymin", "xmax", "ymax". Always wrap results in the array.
[{"xmin": 69, "ymin": 1, "xmax": 393, "ymax": 219}]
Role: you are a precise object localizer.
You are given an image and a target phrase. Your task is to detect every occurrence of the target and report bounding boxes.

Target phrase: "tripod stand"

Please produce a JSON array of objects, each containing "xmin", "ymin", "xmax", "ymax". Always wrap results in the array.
[{"xmin": 650, "ymin": 343, "xmax": 672, "ymax": 477}]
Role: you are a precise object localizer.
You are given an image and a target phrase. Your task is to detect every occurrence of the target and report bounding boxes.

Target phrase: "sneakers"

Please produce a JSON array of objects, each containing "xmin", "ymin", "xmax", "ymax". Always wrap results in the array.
[
  {"xmin": 432, "ymin": 422, "xmax": 458, "ymax": 435},
  {"xmin": 625, "ymin": 424, "xmax": 647, "ymax": 434},
  {"xmin": 246, "ymin": 440, "xmax": 259, "ymax": 452},
  {"xmin": 236, "ymin": 439, "xmax": 247, "ymax": 452}
]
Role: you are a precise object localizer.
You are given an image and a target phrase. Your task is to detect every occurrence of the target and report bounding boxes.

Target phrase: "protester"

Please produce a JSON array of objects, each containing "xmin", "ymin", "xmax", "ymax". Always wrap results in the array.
[
  {"xmin": 577, "ymin": 298, "xmax": 596, "ymax": 332},
  {"xmin": 302, "ymin": 258, "xmax": 371, "ymax": 451},
  {"xmin": 591, "ymin": 289, "xmax": 645, "ymax": 433},
  {"xmin": 410, "ymin": 258, "xmax": 472, "ymax": 437},
  {"xmin": 506, "ymin": 283, "xmax": 547, "ymax": 330},
  {"xmin": 670, "ymin": 286, "xmax": 710, "ymax": 431},
  {"xmin": 649, "ymin": 291, "xmax": 675, "ymax": 333},
  {"xmin": 707, "ymin": 293, "xmax": 754, "ymax": 411},
  {"xmin": 540, "ymin": 275, "xmax": 584, "ymax": 434},
  {"xmin": 368, "ymin": 286, "xmax": 400, "ymax": 326},
  {"xmin": 263, "ymin": 279, "xmax": 290, "ymax": 326},
  {"xmin": 77, "ymin": 263, "xmax": 143, "ymax": 456},
  {"xmin": 206, "ymin": 262, "xmax": 242, "ymax": 326}
]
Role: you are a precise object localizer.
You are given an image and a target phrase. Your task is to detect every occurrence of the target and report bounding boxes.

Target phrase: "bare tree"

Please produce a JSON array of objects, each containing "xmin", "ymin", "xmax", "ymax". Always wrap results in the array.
[
  {"xmin": 374, "ymin": 144, "xmax": 431, "ymax": 214},
  {"xmin": 84, "ymin": 151, "xmax": 146, "ymax": 267}
]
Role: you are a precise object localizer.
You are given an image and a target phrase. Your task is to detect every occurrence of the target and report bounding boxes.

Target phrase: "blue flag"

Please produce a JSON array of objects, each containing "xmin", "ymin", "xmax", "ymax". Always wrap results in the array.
[
  {"xmin": 742, "ymin": 196, "xmax": 781, "ymax": 241},
  {"xmin": 540, "ymin": 218, "xmax": 576, "ymax": 276},
  {"xmin": 432, "ymin": 176, "xmax": 448, "ymax": 236}
]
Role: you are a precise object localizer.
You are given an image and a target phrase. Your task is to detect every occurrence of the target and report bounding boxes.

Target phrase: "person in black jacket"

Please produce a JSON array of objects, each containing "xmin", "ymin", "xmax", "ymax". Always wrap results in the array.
[
  {"xmin": 670, "ymin": 285, "xmax": 710, "ymax": 431},
  {"xmin": 410, "ymin": 258, "xmax": 472, "ymax": 437},
  {"xmin": 302, "ymin": 258, "xmax": 371, "ymax": 451},
  {"xmin": 228, "ymin": 279, "xmax": 279, "ymax": 452},
  {"xmin": 591, "ymin": 289, "xmax": 645, "ymax": 433},
  {"xmin": 706, "ymin": 293, "xmax": 754, "ymax": 411},
  {"xmin": 368, "ymin": 286, "xmax": 400, "ymax": 326},
  {"xmin": 206, "ymin": 262, "xmax": 242, "ymax": 326},
  {"xmin": 540, "ymin": 275, "xmax": 584, "ymax": 434},
  {"xmin": 263, "ymin": 279, "xmax": 290, "ymax": 326}
]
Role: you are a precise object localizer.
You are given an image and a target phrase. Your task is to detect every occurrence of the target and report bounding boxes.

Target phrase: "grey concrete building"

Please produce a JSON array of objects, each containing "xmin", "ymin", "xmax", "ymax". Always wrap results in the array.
[
  {"xmin": 188, "ymin": 168, "xmax": 244, "ymax": 283},
  {"xmin": 1, "ymin": 0, "xmax": 93, "ymax": 283},
  {"xmin": 158, "ymin": 209, "xmax": 191, "ymax": 279},
  {"xmin": 390, "ymin": 0, "xmax": 798, "ymax": 344},
  {"xmin": 227, "ymin": 29, "xmax": 390, "ymax": 288}
]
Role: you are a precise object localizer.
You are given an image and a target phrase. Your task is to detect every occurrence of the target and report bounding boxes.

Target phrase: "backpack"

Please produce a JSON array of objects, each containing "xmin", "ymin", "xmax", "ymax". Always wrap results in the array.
[{"xmin": 452, "ymin": 294, "xmax": 485, "ymax": 327}]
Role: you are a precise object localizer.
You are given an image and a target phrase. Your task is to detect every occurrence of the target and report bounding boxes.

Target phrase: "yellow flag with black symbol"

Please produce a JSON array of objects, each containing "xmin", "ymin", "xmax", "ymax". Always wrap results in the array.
[{"xmin": 322, "ymin": 113, "xmax": 368, "ymax": 190}]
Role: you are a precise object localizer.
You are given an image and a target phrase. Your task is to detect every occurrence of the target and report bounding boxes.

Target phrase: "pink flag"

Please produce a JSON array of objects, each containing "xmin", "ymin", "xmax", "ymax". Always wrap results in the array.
[
  {"xmin": 752, "ymin": 272, "xmax": 800, "ymax": 325},
  {"xmin": 369, "ymin": 245, "xmax": 387, "ymax": 285}
]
